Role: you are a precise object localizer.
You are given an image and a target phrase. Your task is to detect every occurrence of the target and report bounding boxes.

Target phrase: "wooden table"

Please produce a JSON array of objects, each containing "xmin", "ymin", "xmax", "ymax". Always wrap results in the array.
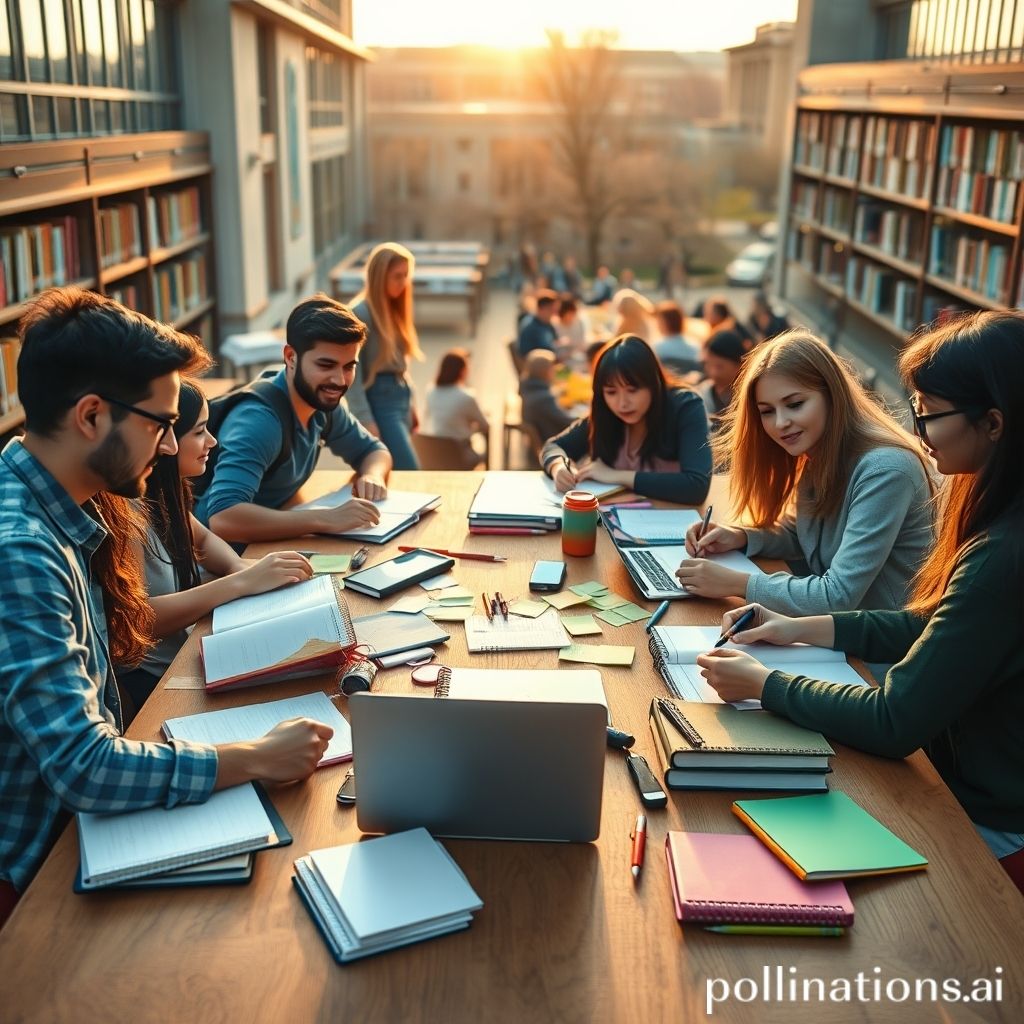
[{"xmin": 2, "ymin": 472, "xmax": 1022, "ymax": 1023}]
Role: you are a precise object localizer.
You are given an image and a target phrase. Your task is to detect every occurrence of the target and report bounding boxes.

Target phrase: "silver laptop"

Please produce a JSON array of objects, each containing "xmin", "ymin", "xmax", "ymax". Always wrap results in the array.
[
  {"xmin": 620, "ymin": 544, "xmax": 689, "ymax": 599},
  {"xmin": 350, "ymin": 693, "xmax": 606, "ymax": 842}
]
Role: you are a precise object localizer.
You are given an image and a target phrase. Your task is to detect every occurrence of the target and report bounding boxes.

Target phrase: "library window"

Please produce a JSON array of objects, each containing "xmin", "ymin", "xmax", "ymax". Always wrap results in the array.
[
  {"xmin": 899, "ymin": 0, "xmax": 1024, "ymax": 62},
  {"xmin": 312, "ymin": 153, "xmax": 348, "ymax": 258},
  {"xmin": 0, "ymin": 0, "xmax": 181, "ymax": 143},
  {"xmin": 307, "ymin": 46, "xmax": 345, "ymax": 129}
]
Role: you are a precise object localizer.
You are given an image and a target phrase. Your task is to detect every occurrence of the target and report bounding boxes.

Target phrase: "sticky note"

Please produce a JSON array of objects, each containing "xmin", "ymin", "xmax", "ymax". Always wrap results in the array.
[
  {"xmin": 561, "ymin": 614, "xmax": 603, "ymax": 637},
  {"xmin": 310, "ymin": 554, "xmax": 352, "ymax": 574},
  {"xmin": 559, "ymin": 644, "xmax": 635, "ymax": 667},
  {"xmin": 508, "ymin": 600, "xmax": 548, "ymax": 618},
  {"xmin": 542, "ymin": 591, "xmax": 591, "ymax": 610}
]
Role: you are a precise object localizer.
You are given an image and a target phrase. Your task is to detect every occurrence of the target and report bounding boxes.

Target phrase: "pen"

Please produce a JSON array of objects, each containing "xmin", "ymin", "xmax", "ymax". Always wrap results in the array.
[
  {"xmin": 656, "ymin": 697, "xmax": 704, "ymax": 748},
  {"xmin": 714, "ymin": 607, "xmax": 757, "ymax": 648},
  {"xmin": 398, "ymin": 546, "xmax": 507, "ymax": 562},
  {"xmin": 469, "ymin": 527, "xmax": 548, "ymax": 536},
  {"xmin": 495, "ymin": 591, "xmax": 509, "ymax": 621},
  {"xmin": 350, "ymin": 546, "xmax": 370, "ymax": 570},
  {"xmin": 695, "ymin": 504, "xmax": 713, "ymax": 556},
  {"xmin": 630, "ymin": 813, "xmax": 647, "ymax": 880},
  {"xmin": 482, "ymin": 592, "xmax": 494, "ymax": 623},
  {"xmin": 606, "ymin": 725, "xmax": 636, "ymax": 749},
  {"xmin": 646, "ymin": 599, "xmax": 670, "ymax": 633},
  {"xmin": 561, "ymin": 455, "xmax": 574, "ymax": 480},
  {"xmin": 703, "ymin": 925, "xmax": 845, "ymax": 937}
]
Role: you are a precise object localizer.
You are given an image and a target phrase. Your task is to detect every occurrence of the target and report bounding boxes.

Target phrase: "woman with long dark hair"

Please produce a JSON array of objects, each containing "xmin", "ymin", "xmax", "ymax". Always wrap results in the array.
[
  {"xmin": 116, "ymin": 380, "xmax": 313, "ymax": 716},
  {"xmin": 696, "ymin": 310, "xmax": 1024, "ymax": 894},
  {"xmin": 539, "ymin": 334, "xmax": 711, "ymax": 504}
]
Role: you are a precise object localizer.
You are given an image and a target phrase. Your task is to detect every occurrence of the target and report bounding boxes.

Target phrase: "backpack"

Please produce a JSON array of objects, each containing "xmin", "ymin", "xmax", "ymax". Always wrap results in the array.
[{"xmin": 191, "ymin": 373, "xmax": 333, "ymax": 498}]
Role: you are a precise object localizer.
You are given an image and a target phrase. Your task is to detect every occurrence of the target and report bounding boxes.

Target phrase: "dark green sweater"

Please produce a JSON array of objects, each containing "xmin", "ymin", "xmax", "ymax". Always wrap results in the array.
[{"xmin": 761, "ymin": 521, "xmax": 1024, "ymax": 831}]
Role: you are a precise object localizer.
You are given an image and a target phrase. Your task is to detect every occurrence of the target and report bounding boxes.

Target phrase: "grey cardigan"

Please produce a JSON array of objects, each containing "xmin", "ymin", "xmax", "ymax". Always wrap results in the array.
[
  {"xmin": 345, "ymin": 298, "xmax": 410, "ymax": 429},
  {"xmin": 743, "ymin": 446, "xmax": 934, "ymax": 615}
]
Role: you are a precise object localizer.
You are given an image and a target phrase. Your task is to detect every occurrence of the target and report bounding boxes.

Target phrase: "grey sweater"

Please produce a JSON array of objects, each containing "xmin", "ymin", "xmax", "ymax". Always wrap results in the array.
[
  {"xmin": 345, "ymin": 298, "xmax": 409, "ymax": 429},
  {"xmin": 743, "ymin": 446, "xmax": 934, "ymax": 615}
]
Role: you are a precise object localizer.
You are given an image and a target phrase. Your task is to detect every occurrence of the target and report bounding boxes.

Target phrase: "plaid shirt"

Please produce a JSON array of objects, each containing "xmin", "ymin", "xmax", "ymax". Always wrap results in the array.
[{"xmin": 0, "ymin": 440, "xmax": 218, "ymax": 892}]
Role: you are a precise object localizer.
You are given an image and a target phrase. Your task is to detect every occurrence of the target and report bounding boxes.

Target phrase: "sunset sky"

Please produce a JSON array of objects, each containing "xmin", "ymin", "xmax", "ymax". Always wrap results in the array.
[{"xmin": 354, "ymin": 0, "xmax": 800, "ymax": 52}]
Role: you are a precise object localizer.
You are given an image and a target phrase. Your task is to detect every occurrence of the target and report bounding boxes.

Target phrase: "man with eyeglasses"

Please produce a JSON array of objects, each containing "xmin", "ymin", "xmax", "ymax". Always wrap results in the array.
[{"xmin": 0, "ymin": 288, "xmax": 333, "ymax": 926}]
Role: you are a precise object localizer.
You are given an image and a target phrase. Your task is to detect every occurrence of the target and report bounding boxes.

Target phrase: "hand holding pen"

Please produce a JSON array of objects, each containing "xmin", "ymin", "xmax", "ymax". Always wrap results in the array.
[
  {"xmin": 551, "ymin": 455, "xmax": 578, "ymax": 493},
  {"xmin": 715, "ymin": 603, "xmax": 802, "ymax": 647},
  {"xmin": 684, "ymin": 517, "xmax": 747, "ymax": 558}
]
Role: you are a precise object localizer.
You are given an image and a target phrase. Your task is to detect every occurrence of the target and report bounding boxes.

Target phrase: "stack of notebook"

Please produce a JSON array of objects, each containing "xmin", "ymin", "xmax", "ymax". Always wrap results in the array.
[
  {"xmin": 293, "ymin": 828, "xmax": 483, "ymax": 963},
  {"xmin": 665, "ymin": 831, "xmax": 855, "ymax": 931},
  {"xmin": 467, "ymin": 473, "xmax": 563, "ymax": 532},
  {"xmin": 648, "ymin": 697, "xmax": 835, "ymax": 791}
]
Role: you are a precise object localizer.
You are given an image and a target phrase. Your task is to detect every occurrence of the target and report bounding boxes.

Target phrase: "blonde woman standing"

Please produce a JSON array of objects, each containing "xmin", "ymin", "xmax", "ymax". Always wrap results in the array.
[
  {"xmin": 348, "ymin": 242, "xmax": 424, "ymax": 469},
  {"xmin": 675, "ymin": 330, "xmax": 934, "ymax": 614},
  {"xmin": 612, "ymin": 288, "xmax": 656, "ymax": 343}
]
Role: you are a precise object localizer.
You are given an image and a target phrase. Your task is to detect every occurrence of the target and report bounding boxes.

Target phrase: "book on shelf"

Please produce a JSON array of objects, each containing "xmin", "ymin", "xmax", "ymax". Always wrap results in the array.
[
  {"xmin": 293, "ymin": 827, "xmax": 483, "ymax": 964},
  {"xmin": 928, "ymin": 223, "xmax": 1009, "ymax": 302},
  {"xmin": 647, "ymin": 624, "xmax": 868, "ymax": 710},
  {"xmin": 76, "ymin": 782, "xmax": 290, "ymax": 890},
  {"xmin": 154, "ymin": 251, "xmax": 208, "ymax": 323},
  {"xmin": 794, "ymin": 110, "xmax": 825, "ymax": 169},
  {"xmin": 665, "ymin": 831, "xmax": 854, "ymax": 928},
  {"xmin": 294, "ymin": 484, "xmax": 441, "ymax": 543},
  {"xmin": 855, "ymin": 203, "xmax": 922, "ymax": 262},
  {"xmin": 936, "ymin": 124, "xmax": 1024, "ymax": 224},
  {"xmin": 148, "ymin": 185, "xmax": 203, "ymax": 248},
  {"xmin": 0, "ymin": 336, "xmax": 21, "ymax": 417},
  {"xmin": 201, "ymin": 574, "xmax": 356, "ymax": 691},
  {"xmin": 845, "ymin": 256, "xmax": 916, "ymax": 329},
  {"xmin": 1, "ymin": 217, "xmax": 83, "ymax": 304},
  {"xmin": 821, "ymin": 186, "xmax": 853, "ymax": 233},
  {"xmin": 648, "ymin": 698, "xmax": 833, "ymax": 792},
  {"xmin": 732, "ymin": 790, "xmax": 928, "ymax": 881},
  {"xmin": 791, "ymin": 179, "xmax": 818, "ymax": 220},
  {"xmin": 861, "ymin": 115, "xmax": 933, "ymax": 199},
  {"xmin": 163, "ymin": 690, "xmax": 353, "ymax": 767},
  {"xmin": 99, "ymin": 202, "xmax": 142, "ymax": 269},
  {"xmin": 825, "ymin": 112, "xmax": 861, "ymax": 180}
]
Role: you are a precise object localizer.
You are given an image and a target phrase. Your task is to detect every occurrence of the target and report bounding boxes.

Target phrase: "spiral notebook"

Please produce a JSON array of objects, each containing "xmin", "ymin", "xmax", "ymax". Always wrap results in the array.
[
  {"xmin": 432, "ymin": 666, "xmax": 607, "ymax": 708},
  {"xmin": 665, "ymin": 831, "xmax": 854, "ymax": 927},
  {"xmin": 464, "ymin": 607, "xmax": 571, "ymax": 653}
]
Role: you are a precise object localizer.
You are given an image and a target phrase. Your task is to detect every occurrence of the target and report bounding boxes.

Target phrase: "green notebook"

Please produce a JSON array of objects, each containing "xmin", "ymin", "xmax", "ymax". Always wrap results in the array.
[{"xmin": 733, "ymin": 791, "xmax": 928, "ymax": 881}]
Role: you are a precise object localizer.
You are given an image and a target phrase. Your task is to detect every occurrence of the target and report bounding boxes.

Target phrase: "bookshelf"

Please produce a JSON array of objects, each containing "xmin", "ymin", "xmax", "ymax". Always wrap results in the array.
[
  {"xmin": 781, "ymin": 61, "xmax": 1024, "ymax": 397},
  {"xmin": 0, "ymin": 132, "xmax": 218, "ymax": 433}
]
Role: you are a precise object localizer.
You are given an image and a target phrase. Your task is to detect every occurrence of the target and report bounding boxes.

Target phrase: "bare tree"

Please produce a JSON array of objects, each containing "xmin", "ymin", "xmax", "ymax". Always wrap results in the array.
[{"xmin": 535, "ymin": 29, "xmax": 625, "ymax": 273}]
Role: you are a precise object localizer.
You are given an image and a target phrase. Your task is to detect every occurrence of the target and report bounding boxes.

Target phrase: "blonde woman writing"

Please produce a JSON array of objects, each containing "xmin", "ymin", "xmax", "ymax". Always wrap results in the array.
[
  {"xmin": 348, "ymin": 242, "xmax": 424, "ymax": 469},
  {"xmin": 676, "ymin": 330, "xmax": 933, "ymax": 614}
]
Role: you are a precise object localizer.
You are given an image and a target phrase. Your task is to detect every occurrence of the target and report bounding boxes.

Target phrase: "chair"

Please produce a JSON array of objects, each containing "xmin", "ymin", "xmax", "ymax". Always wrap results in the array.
[
  {"xmin": 412, "ymin": 432, "xmax": 486, "ymax": 471},
  {"xmin": 502, "ymin": 392, "xmax": 543, "ymax": 469},
  {"xmin": 507, "ymin": 337, "xmax": 526, "ymax": 377}
]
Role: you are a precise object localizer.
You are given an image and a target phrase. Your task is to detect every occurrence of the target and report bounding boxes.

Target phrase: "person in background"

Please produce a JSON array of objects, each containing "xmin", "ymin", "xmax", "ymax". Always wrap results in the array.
[
  {"xmin": 540, "ymin": 251, "xmax": 566, "ymax": 292},
  {"xmin": 697, "ymin": 329, "xmax": 748, "ymax": 429},
  {"xmin": 541, "ymin": 334, "xmax": 711, "ymax": 504},
  {"xmin": 0, "ymin": 288, "xmax": 331, "ymax": 925},
  {"xmin": 586, "ymin": 265, "xmax": 618, "ymax": 305},
  {"xmin": 556, "ymin": 295, "xmax": 587, "ymax": 355},
  {"xmin": 196, "ymin": 294, "xmax": 391, "ymax": 545},
  {"xmin": 424, "ymin": 349, "xmax": 490, "ymax": 470},
  {"xmin": 118, "ymin": 379, "xmax": 314, "ymax": 719},
  {"xmin": 675, "ymin": 330, "xmax": 934, "ymax": 616},
  {"xmin": 703, "ymin": 295, "xmax": 753, "ymax": 346},
  {"xmin": 517, "ymin": 289, "xmax": 559, "ymax": 358},
  {"xmin": 749, "ymin": 290, "xmax": 791, "ymax": 344},
  {"xmin": 612, "ymin": 289, "xmax": 656, "ymax": 343},
  {"xmin": 346, "ymin": 242, "xmax": 424, "ymax": 470},
  {"xmin": 618, "ymin": 267, "xmax": 637, "ymax": 291},
  {"xmin": 696, "ymin": 310, "xmax": 1024, "ymax": 895},
  {"xmin": 562, "ymin": 255, "xmax": 583, "ymax": 299},
  {"xmin": 520, "ymin": 350, "xmax": 575, "ymax": 446},
  {"xmin": 652, "ymin": 300, "xmax": 702, "ymax": 376}
]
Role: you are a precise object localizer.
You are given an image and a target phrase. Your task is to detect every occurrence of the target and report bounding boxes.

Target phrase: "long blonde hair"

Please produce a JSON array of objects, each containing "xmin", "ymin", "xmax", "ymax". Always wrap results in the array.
[
  {"xmin": 612, "ymin": 289, "xmax": 655, "ymax": 341},
  {"xmin": 714, "ymin": 330, "xmax": 930, "ymax": 525},
  {"xmin": 352, "ymin": 242, "xmax": 422, "ymax": 386}
]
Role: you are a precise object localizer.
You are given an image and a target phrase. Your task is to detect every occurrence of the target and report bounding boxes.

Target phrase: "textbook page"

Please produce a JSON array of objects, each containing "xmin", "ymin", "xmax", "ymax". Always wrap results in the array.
[
  {"xmin": 202, "ymin": 601, "xmax": 347, "ymax": 685},
  {"xmin": 615, "ymin": 509, "xmax": 701, "ymax": 541},
  {"xmin": 654, "ymin": 626, "xmax": 850, "ymax": 665},
  {"xmin": 296, "ymin": 485, "xmax": 440, "ymax": 516},
  {"xmin": 212, "ymin": 574, "xmax": 336, "ymax": 634},
  {"xmin": 163, "ymin": 691, "xmax": 352, "ymax": 766}
]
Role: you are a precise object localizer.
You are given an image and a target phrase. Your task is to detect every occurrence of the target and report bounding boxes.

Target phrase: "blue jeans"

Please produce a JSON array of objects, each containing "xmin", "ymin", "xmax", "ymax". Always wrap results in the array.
[{"xmin": 367, "ymin": 373, "xmax": 420, "ymax": 470}]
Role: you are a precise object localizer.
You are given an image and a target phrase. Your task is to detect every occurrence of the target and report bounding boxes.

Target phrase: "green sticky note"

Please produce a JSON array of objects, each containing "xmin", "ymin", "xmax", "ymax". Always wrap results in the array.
[
  {"xmin": 569, "ymin": 581, "xmax": 609, "ymax": 598},
  {"xmin": 594, "ymin": 608, "xmax": 629, "ymax": 627},
  {"xmin": 615, "ymin": 603, "xmax": 651, "ymax": 624},
  {"xmin": 424, "ymin": 604, "xmax": 474, "ymax": 622},
  {"xmin": 438, "ymin": 594, "xmax": 475, "ymax": 606},
  {"xmin": 559, "ymin": 643, "xmax": 635, "ymax": 667},
  {"xmin": 542, "ymin": 591, "xmax": 591, "ymax": 610},
  {"xmin": 389, "ymin": 593, "xmax": 432, "ymax": 614},
  {"xmin": 508, "ymin": 600, "xmax": 548, "ymax": 618},
  {"xmin": 310, "ymin": 554, "xmax": 351, "ymax": 574},
  {"xmin": 588, "ymin": 593, "xmax": 629, "ymax": 610},
  {"xmin": 561, "ymin": 614, "xmax": 603, "ymax": 637}
]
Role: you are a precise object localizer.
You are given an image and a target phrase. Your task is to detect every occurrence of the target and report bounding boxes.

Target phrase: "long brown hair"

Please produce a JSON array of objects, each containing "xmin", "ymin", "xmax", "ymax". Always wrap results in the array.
[
  {"xmin": 351, "ymin": 242, "xmax": 422, "ymax": 386},
  {"xmin": 92, "ymin": 492, "xmax": 157, "ymax": 668},
  {"xmin": 714, "ymin": 329, "xmax": 929, "ymax": 525},
  {"xmin": 901, "ymin": 311, "xmax": 1024, "ymax": 613}
]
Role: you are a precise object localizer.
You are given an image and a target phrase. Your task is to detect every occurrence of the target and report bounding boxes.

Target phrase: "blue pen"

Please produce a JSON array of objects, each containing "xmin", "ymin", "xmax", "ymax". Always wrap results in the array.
[
  {"xmin": 714, "ymin": 607, "xmax": 757, "ymax": 647},
  {"xmin": 646, "ymin": 600, "xmax": 670, "ymax": 633}
]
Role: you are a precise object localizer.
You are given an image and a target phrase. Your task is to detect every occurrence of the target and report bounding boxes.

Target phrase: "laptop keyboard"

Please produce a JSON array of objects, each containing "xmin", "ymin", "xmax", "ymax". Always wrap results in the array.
[{"xmin": 631, "ymin": 549, "xmax": 681, "ymax": 592}]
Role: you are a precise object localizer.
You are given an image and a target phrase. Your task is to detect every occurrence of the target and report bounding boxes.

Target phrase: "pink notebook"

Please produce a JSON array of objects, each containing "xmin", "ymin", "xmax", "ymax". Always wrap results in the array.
[{"xmin": 665, "ymin": 832, "xmax": 854, "ymax": 927}]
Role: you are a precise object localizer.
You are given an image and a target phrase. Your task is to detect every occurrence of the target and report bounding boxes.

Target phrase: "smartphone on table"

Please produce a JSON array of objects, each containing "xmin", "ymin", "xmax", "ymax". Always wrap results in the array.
[{"xmin": 529, "ymin": 560, "xmax": 567, "ymax": 592}]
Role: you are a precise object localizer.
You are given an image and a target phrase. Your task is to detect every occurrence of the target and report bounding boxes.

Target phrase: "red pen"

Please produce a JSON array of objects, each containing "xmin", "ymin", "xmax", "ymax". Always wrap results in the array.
[
  {"xmin": 630, "ymin": 813, "xmax": 647, "ymax": 880},
  {"xmin": 398, "ymin": 545, "xmax": 507, "ymax": 562},
  {"xmin": 469, "ymin": 527, "xmax": 548, "ymax": 536}
]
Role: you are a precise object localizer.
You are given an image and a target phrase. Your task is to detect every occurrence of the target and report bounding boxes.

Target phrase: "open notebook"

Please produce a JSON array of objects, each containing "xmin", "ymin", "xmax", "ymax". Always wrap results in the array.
[
  {"xmin": 463, "ymin": 607, "xmax": 571, "ymax": 653},
  {"xmin": 295, "ymin": 485, "xmax": 441, "ymax": 543},
  {"xmin": 431, "ymin": 666, "xmax": 607, "ymax": 708},
  {"xmin": 201, "ymin": 575, "xmax": 356, "ymax": 691},
  {"xmin": 648, "ymin": 625, "xmax": 869, "ymax": 710}
]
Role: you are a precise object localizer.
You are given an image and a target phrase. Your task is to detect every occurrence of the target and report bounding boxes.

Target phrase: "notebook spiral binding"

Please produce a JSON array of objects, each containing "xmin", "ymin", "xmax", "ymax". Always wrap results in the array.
[
  {"xmin": 647, "ymin": 630, "xmax": 684, "ymax": 699},
  {"xmin": 683, "ymin": 899, "xmax": 849, "ymax": 926},
  {"xmin": 433, "ymin": 666, "xmax": 454, "ymax": 697},
  {"xmin": 330, "ymin": 579, "xmax": 357, "ymax": 647}
]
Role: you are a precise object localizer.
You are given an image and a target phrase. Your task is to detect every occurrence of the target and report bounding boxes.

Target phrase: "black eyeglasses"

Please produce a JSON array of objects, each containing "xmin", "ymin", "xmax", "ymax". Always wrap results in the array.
[
  {"xmin": 908, "ymin": 401, "xmax": 978, "ymax": 446},
  {"xmin": 98, "ymin": 394, "xmax": 179, "ymax": 443}
]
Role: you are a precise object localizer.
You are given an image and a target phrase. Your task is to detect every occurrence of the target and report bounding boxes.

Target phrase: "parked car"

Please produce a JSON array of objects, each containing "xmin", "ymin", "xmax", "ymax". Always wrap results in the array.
[{"xmin": 726, "ymin": 241, "xmax": 775, "ymax": 286}]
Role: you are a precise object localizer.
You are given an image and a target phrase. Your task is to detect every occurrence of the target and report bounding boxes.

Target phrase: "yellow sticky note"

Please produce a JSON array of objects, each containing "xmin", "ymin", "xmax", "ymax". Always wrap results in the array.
[
  {"xmin": 559, "ymin": 643, "xmax": 635, "ymax": 667},
  {"xmin": 542, "ymin": 591, "xmax": 591, "ymax": 610},
  {"xmin": 508, "ymin": 600, "xmax": 548, "ymax": 618},
  {"xmin": 561, "ymin": 614, "xmax": 603, "ymax": 637}
]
